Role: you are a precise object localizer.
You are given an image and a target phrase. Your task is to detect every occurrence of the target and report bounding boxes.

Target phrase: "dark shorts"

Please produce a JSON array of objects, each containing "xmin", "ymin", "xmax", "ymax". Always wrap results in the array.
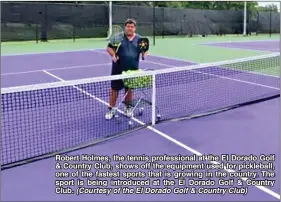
[
  {"xmin": 111, "ymin": 79, "xmax": 124, "ymax": 91},
  {"xmin": 111, "ymin": 62, "xmax": 139, "ymax": 91},
  {"xmin": 111, "ymin": 63, "xmax": 124, "ymax": 91}
]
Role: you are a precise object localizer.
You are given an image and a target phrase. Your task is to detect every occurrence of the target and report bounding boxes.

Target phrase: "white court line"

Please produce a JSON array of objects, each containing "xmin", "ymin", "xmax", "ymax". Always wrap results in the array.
[
  {"xmin": 200, "ymin": 39, "xmax": 280, "ymax": 44},
  {"xmin": 1, "ymin": 39, "xmax": 279, "ymax": 57},
  {"xmin": 142, "ymin": 60, "xmax": 279, "ymax": 90},
  {"xmin": 42, "ymin": 69, "xmax": 280, "ymax": 200},
  {"xmin": 42, "ymin": 70, "xmax": 65, "ymax": 81},
  {"xmin": 202, "ymin": 44, "xmax": 280, "ymax": 52},
  {"xmin": 93, "ymin": 49, "xmax": 280, "ymax": 79},
  {"xmin": 1, "ymin": 48, "xmax": 96, "ymax": 57},
  {"xmin": 2, "ymin": 63, "xmax": 111, "ymax": 76}
]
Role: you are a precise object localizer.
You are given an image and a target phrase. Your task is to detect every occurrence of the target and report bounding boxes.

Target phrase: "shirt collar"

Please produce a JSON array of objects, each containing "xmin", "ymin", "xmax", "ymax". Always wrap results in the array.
[{"xmin": 124, "ymin": 33, "xmax": 136, "ymax": 41}]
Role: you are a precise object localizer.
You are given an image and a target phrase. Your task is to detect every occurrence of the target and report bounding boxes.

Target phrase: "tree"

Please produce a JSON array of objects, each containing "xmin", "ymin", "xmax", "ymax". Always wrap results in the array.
[
  {"xmin": 153, "ymin": 1, "xmax": 259, "ymax": 13},
  {"xmin": 45, "ymin": 1, "xmax": 261, "ymax": 13},
  {"xmin": 209, "ymin": 2, "xmax": 258, "ymax": 11},
  {"xmin": 114, "ymin": 1, "xmax": 150, "ymax": 6},
  {"xmin": 258, "ymin": 4, "xmax": 279, "ymax": 12}
]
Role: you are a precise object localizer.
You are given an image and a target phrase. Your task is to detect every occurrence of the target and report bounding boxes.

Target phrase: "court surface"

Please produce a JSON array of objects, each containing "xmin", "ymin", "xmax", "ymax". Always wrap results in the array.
[
  {"xmin": 1, "ymin": 38, "xmax": 280, "ymax": 201},
  {"xmin": 203, "ymin": 40, "xmax": 280, "ymax": 52}
]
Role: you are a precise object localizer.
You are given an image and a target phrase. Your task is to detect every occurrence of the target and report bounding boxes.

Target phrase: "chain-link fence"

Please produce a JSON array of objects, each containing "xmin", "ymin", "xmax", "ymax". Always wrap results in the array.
[
  {"xmin": 1, "ymin": 2, "xmax": 280, "ymax": 42},
  {"xmin": 249, "ymin": 10, "xmax": 280, "ymax": 35}
]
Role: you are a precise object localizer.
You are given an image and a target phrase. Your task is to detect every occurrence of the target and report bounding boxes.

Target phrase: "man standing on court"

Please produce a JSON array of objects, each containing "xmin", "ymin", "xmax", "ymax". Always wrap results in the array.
[{"xmin": 105, "ymin": 19, "xmax": 147, "ymax": 120}]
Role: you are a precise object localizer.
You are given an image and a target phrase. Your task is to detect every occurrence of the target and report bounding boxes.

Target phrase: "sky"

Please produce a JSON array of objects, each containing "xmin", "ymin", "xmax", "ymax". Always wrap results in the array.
[{"xmin": 258, "ymin": 1, "xmax": 280, "ymax": 11}]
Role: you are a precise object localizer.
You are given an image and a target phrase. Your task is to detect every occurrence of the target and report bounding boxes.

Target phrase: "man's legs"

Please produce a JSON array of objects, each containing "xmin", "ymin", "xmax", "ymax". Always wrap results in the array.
[
  {"xmin": 125, "ymin": 88, "xmax": 133, "ymax": 105},
  {"xmin": 109, "ymin": 88, "xmax": 119, "ymax": 108},
  {"xmin": 124, "ymin": 88, "xmax": 134, "ymax": 117},
  {"xmin": 105, "ymin": 87, "xmax": 134, "ymax": 120},
  {"xmin": 105, "ymin": 79, "xmax": 123, "ymax": 120}
]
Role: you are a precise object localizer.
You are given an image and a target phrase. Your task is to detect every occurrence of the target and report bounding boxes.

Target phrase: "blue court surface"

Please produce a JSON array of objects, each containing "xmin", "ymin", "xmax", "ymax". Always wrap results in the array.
[{"xmin": 1, "ymin": 49, "xmax": 280, "ymax": 201}]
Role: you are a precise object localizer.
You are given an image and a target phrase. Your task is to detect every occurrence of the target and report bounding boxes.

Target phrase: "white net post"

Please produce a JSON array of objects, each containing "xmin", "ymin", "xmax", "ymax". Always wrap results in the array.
[
  {"xmin": 151, "ymin": 74, "xmax": 156, "ymax": 126},
  {"xmin": 243, "ymin": 1, "xmax": 247, "ymax": 36},
  {"xmin": 107, "ymin": 1, "xmax": 112, "ymax": 40}
]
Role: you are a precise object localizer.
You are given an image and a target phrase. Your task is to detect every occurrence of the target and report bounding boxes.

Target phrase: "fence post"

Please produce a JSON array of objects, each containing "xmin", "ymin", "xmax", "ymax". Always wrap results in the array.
[
  {"xmin": 269, "ymin": 10, "xmax": 272, "ymax": 37},
  {"xmin": 72, "ymin": 3, "xmax": 77, "ymax": 42},
  {"xmin": 108, "ymin": 1, "xmax": 112, "ymax": 39},
  {"xmin": 246, "ymin": 9, "xmax": 250, "ymax": 35},
  {"xmin": 162, "ymin": 7, "xmax": 164, "ymax": 38},
  {"xmin": 40, "ymin": 4, "xmax": 48, "ymax": 42},
  {"xmin": 36, "ymin": 17, "xmax": 39, "ymax": 43},
  {"xmin": 36, "ymin": 4, "xmax": 39, "ymax": 43},
  {"xmin": 153, "ymin": 2, "xmax": 155, "ymax": 45},
  {"xmin": 243, "ymin": 1, "xmax": 247, "ymax": 36},
  {"xmin": 256, "ymin": 11, "xmax": 259, "ymax": 36}
]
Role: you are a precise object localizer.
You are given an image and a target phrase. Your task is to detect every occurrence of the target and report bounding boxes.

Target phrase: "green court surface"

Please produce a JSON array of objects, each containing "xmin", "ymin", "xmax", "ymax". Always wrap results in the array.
[{"xmin": 2, "ymin": 34, "xmax": 280, "ymax": 76}]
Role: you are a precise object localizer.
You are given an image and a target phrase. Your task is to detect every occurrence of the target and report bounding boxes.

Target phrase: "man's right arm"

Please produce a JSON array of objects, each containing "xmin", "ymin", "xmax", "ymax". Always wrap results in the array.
[{"xmin": 107, "ymin": 43, "xmax": 117, "ymax": 62}]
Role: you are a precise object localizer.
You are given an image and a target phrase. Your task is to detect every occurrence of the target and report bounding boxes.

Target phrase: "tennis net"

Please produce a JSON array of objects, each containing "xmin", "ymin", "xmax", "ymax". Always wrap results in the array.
[{"xmin": 1, "ymin": 53, "xmax": 280, "ymax": 169}]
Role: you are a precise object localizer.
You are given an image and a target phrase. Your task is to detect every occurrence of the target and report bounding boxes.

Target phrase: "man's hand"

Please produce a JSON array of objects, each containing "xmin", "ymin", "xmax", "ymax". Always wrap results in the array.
[
  {"xmin": 112, "ymin": 55, "xmax": 118, "ymax": 63},
  {"xmin": 107, "ymin": 47, "xmax": 118, "ymax": 63},
  {"xmin": 140, "ymin": 51, "xmax": 148, "ymax": 60}
]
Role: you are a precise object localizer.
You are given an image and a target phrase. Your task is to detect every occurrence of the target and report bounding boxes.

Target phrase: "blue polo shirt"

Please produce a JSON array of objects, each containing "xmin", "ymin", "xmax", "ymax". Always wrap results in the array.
[{"xmin": 109, "ymin": 34, "xmax": 141, "ymax": 74}]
